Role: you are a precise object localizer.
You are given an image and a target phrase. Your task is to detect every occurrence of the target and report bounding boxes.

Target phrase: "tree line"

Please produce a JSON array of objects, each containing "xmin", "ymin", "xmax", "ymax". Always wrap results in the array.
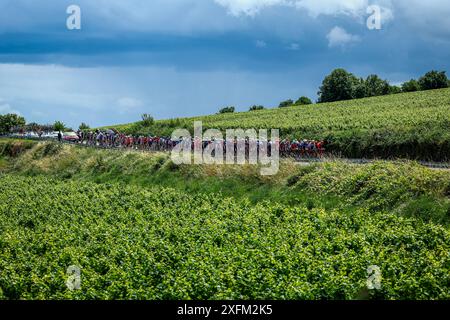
[
  {"xmin": 317, "ymin": 69, "xmax": 449, "ymax": 103},
  {"xmin": 0, "ymin": 115, "xmax": 84, "ymax": 135},
  {"xmin": 218, "ymin": 69, "xmax": 449, "ymax": 113},
  {"xmin": 1, "ymin": 69, "xmax": 448, "ymax": 133}
]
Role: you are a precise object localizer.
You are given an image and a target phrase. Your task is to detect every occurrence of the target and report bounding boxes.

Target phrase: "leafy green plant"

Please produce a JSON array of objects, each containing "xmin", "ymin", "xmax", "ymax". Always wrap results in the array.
[{"xmin": 1, "ymin": 174, "xmax": 450, "ymax": 300}]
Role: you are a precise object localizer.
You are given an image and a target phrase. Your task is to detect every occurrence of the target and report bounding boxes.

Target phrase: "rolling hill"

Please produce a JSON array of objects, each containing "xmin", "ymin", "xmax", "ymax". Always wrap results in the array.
[{"xmin": 104, "ymin": 88, "xmax": 450, "ymax": 161}]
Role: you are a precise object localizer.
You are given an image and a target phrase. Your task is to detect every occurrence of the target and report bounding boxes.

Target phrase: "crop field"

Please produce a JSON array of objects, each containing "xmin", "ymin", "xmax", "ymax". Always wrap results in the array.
[
  {"xmin": 107, "ymin": 89, "xmax": 450, "ymax": 160},
  {"xmin": 0, "ymin": 141, "xmax": 450, "ymax": 300},
  {"xmin": 1, "ymin": 174, "xmax": 450, "ymax": 300}
]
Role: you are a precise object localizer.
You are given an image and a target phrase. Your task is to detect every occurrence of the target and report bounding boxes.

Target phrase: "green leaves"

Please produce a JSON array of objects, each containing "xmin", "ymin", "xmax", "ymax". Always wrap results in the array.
[{"xmin": 0, "ymin": 174, "xmax": 450, "ymax": 300}]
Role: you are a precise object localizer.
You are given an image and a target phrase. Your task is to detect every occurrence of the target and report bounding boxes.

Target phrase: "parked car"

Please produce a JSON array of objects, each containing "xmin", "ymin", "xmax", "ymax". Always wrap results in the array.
[
  {"xmin": 63, "ymin": 132, "xmax": 80, "ymax": 142},
  {"xmin": 41, "ymin": 131, "xmax": 59, "ymax": 139},
  {"xmin": 25, "ymin": 132, "xmax": 39, "ymax": 138}
]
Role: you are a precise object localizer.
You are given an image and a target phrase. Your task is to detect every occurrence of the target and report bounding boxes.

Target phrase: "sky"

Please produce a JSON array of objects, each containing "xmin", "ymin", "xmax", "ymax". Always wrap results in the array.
[{"xmin": 0, "ymin": 0, "xmax": 449, "ymax": 129}]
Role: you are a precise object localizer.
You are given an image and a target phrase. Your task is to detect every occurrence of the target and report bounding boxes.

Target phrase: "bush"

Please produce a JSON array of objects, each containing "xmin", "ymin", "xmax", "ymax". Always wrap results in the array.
[
  {"xmin": 249, "ymin": 105, "xmax": 265, "ymax": 111},
  {"xmin": 279, "ymin": 99, "xmax": 294, "ymax": 108},
  {"xmin": 218, "ymin": 106, "xmax": 235, "ymax": 114},
  {"xmin": 294, "ymin": 97, "xmax": 313, "ymax": 105},
  {"xmin": 141, "ymin": 114, "xmax": 155, "ymax": 127}
]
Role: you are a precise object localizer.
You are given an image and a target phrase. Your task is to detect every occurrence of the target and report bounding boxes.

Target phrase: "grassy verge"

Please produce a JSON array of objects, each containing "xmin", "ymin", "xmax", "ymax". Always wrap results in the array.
[{"xmin": 1, "ymin": 139, "xmax": 449, "ymax": 225}]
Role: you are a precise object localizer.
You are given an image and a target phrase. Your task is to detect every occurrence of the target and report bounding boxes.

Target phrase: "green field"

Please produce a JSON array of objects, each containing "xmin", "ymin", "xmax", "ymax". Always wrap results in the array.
[
  {"xmin": 0, "ymin": 140, "xmax": 450, "ymax": 299},
  {"xmin": 1, "ymin": 174, "xmax": 450, "ymax": 300},
  {"xmin": 106, "ymin": 88, "xmax": 450, "ymax": 161}
]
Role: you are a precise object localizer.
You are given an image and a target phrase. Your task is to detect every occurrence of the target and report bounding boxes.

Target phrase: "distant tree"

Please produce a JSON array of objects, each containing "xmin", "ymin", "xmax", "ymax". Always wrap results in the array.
[
  {"xmin": 352, "ymin": 78, "xmax": 367, "ymax": 99},
  {"xmin": 294, "ymin": 96, "xmax": 313, "ymax": 105},
  {"xmin": 27, "ymin": 122, "xmax": 41, "ymax": 132},
  {"xmin": 79, "ymin": 122, "xmax": 90, "ymax": 130},
  {"xmin": 249, "ymin": 105, "xmax": 265, "ymax": 111},
  {"xmin": 279, "ymin": 99, "xmax": 294, "ymax": 108},
  {"xmin": 41, "ymin": 124, "xmax": 55, "ymax": 132},
  {"xmin": 389, "ymin": 85, "xmax": 402, "ymax": 94},
  {"xmin": 0, "ymin": 113, "xmax": 26, "ymax": 134},
  {"xmin": 365, "ymin": 74, "xmax": 390, "ymax": 97},
  {"xmin": 218, "ymin": 106, "xmax": 235, "ymax": 114},
  {"xmin": 318, "ymin": 69, "xmax": 359, "ymax": 103},
  {"xmin": 53, "ymin": 121, "xmax": 66, "ymax": 132},
  {"xmin": 141, "ymin": 114, "xmax": 155, "ymax": 126},
  {"xmin": 418, "ymin": 71, "xmax": 449, "ymax": 90},
  {"xmin": 401, "ymin": 79, "xmax": 420, "ymax": 92}
]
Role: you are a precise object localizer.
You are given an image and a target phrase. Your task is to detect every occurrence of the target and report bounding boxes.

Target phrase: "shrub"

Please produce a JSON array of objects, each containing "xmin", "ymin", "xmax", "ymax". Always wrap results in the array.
[
  {"xmin": 294, "ymin": 97, "xmax": 313, "ymax": 105},
  {"xmin": 218, "ymin": 106, "xmax": 235, "ymax": 114},
  {"xmin": 279, "ymin": 99, "xmax": 294, "ymax": 108}
]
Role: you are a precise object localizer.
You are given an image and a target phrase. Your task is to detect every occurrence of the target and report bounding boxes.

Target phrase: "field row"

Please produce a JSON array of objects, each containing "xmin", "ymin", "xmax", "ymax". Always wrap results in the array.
[
  {"xmin": 108, "ymin": 89, "xmax": 450, "ymax": 160},
  {"xmin": 1, "ymin": 174, "xmax": 450, "ymax": 299}
]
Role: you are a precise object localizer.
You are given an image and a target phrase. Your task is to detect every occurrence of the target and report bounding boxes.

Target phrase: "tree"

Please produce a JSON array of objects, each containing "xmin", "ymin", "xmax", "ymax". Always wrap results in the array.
[
  {"xmin": 294, "ymin": 96, "xmax": 313, "ymax": 105},
  {"xmin": 79, "ymin": 122, "xmax": 90, "ymax": 130},
  {"xmin": 402, "ymin": 79, "xmax": 420, "ymax": 92},
  {"xmin": 418, "ymin": 71, "xmax": 449, "ymax": 90},
  {"xmin": 249, "ymin": 105, "xmax": 265, "ymax": 111},
  {"xmin": 141, "ymin": 114, "xmax": 155, "ymax": 126},
  {"xmin": 318, "ymin": 69, "xmax": 359, "ymax": 103},
  {"xmin": 279, "ymin": 99, "xmax": 294, "ymax": 108},
  {"xmin": 352, "ymin": 78, "xmax": 367, "ymax": 99},
  {"xmin": 53, "ymin": 121, "xmax": 66, "ymax": 132},
  {"xmin": 389, "ymin": 85, "xmax": 402, "ymax": 94},
  {"xmin": 218, "ymin": 106, "xmax": 235, "ymax": 114},
  {"xmin": 0, "ymin": 113, "xmax": 26, "ymax": 134},
  {"xmin": 26, "ymin": 122, "xmax": 41, "ymax": 132},
  {"xmin": 365, "ymin": 74, "xmax": 390, "ymax": 97}
]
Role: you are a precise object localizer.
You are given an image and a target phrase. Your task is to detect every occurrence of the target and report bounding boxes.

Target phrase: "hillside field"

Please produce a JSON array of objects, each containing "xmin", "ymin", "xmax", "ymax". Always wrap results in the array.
[
  {"xmin": 0, "ymin": 140, "xmax": 449, "ymax": 299},
  {"xmin": 105, "ymin": 89, "xmax": 450, "ymax": 161}
]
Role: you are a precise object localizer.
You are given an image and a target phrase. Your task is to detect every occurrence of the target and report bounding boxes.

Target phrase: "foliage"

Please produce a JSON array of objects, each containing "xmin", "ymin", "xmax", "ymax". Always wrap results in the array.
[
  {"xmin": 1, "ymin": 174, "xmax": 450, "ymax": 300},
  {"xmin": 294, "ymin": 97, "xmax": 313, "ymax": 106},
  {"xmin": 364, "ymin": 75, "xmax": 390, "ymax": 97},
  {"xmin": 279, "ymin": 100, "xmax": 294, "ymax": 108},
  {"xmin": 141, "ymin": 114, "xmax": 155, "ymax": 127},
  {"xmin": 104, "ymin": 89, "xmax": 450, "ymax": 161},
  {"xmin": 79, "ymin": 123, "xmax": 90, "ymax": 130},
  {"xmin": 318, "ymin": 69, "xmax": 359, "ymax": 103},
  {"xmin": 218, "ymin": 106, "xmax": 235, "ymax": 114},
  {"xmin": 289, "ymin": 160, "xmax": 450, "ymax": 223},
  {"xmin": 402, "ymin": 79, "xmax": 420, "ymax": 93},
  {"xmin": 53, "ymin": 121, "xmax": 66, "ymax": 132},
  {"xmin": 0, "ymin": 114, "xmax": 26, "ymax": 134},
  {"xmin": 2, "ymin": 140, "xmax": 449, "ymax": 225},
  {"xmin": 249, "ymin": 105, "xmax": 265, "ymax": 111},
  {"xmin": 388, "ymin": 85, "xmax": 402, "ymax": 95},
  {"xmin": 418, "ymin": 71, "xmax": 449, "ymax": 91}
]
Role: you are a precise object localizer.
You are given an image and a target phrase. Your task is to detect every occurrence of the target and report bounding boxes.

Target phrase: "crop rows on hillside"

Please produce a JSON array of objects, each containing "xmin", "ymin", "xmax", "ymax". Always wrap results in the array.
[
  {"xmin": 1, "ymin": 174, "xmax": 450, "ymax": 299},
  {"xmin": 109, "ymin": 89, "xmax": 450, "ymax": 160}
]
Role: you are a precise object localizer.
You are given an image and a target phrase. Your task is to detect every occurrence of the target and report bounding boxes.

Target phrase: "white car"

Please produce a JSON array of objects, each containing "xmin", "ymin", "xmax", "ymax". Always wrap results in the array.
[
  {"xmin": 41, "ymin": 132, "xmax": 60, "ymax": 139},
  {"xmin": 25, "ymin": 132, "xmax": 39, "ymax": 138}
]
